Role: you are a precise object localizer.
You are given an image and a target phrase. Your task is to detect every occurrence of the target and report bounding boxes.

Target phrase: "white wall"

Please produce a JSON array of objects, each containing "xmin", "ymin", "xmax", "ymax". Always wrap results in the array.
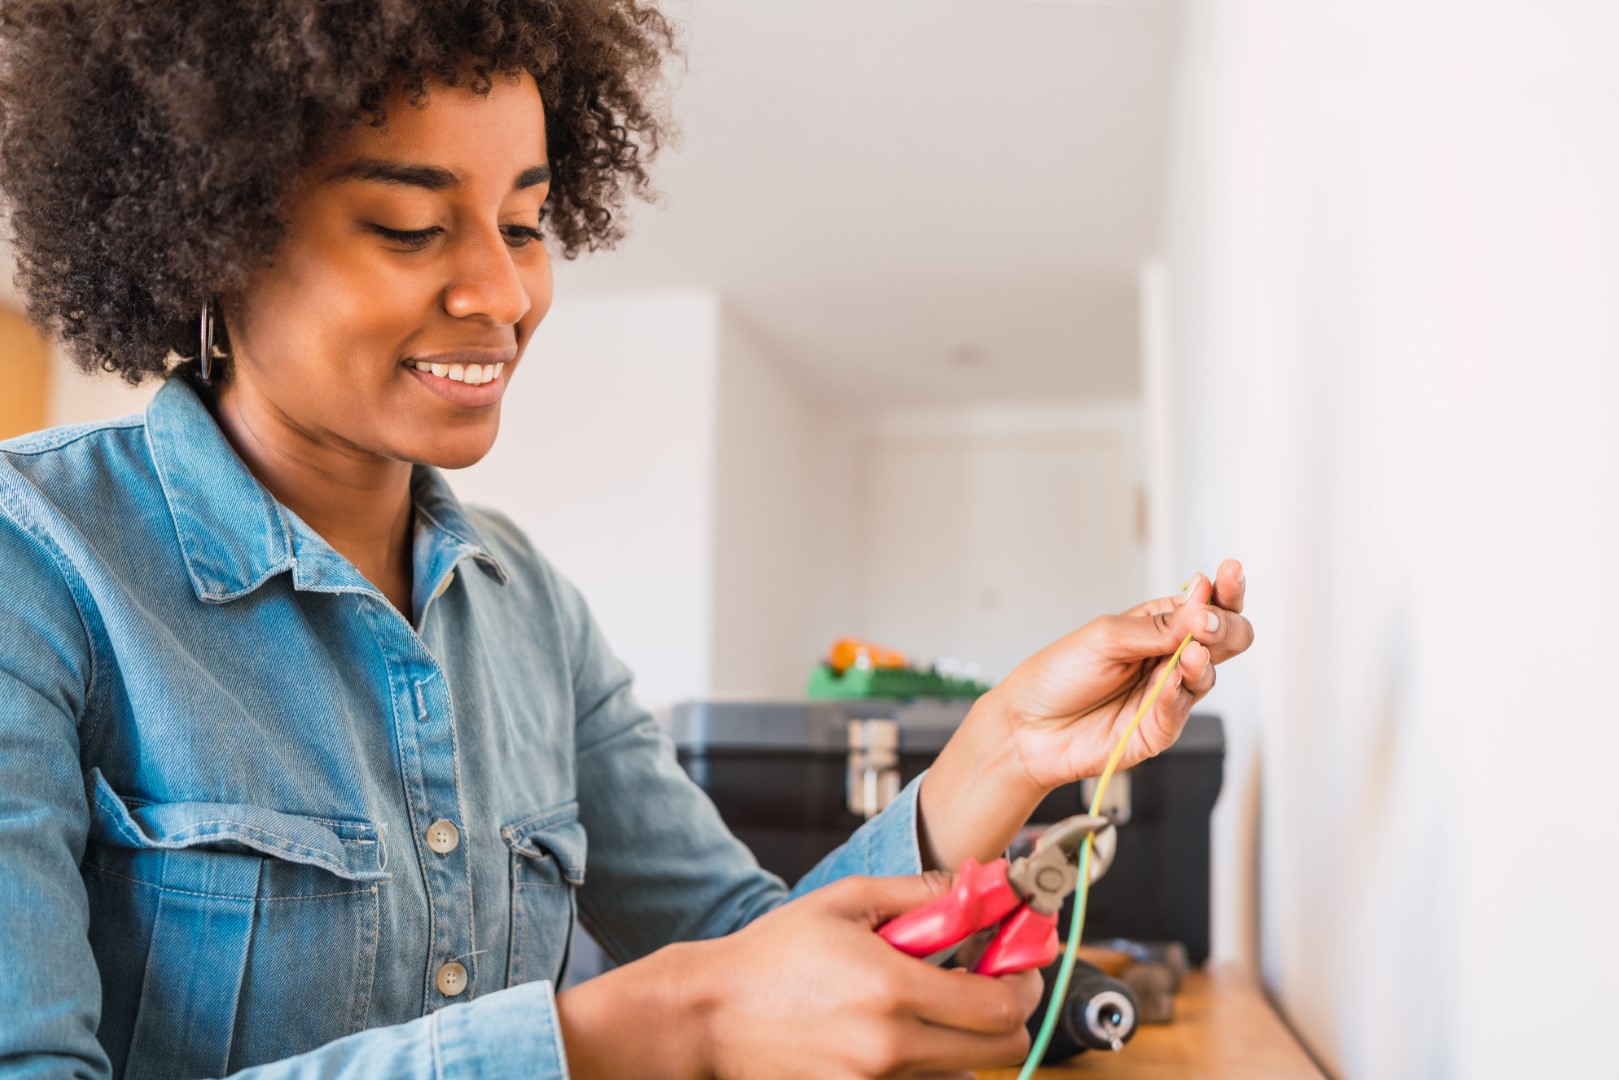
[
  {"xmin": 1161, "ymin": 3, "xmax": 1619, "ymax": 1077},
  {"xmin": 710, "ymin": 308, "xmax": 859, "ymax": 697},
  {"xmin": 854, "ymin": 402, "xmax": 1143, "ymax": 684},
  {"xmin": 453, "ymin": 291, "xmax": 720, "ymax": 710},
  {"xmin": 46, "ymin": 362, "xmax": 157, "ymax": 426}
]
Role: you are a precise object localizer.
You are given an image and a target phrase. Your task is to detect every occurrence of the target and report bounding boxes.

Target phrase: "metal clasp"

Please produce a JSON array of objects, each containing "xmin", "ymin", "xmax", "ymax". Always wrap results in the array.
[
  {"xmin": 1079, "ymin": 770, "xmax": 1132, "ymax": 825},
  {"xmin": 847, "ymin": 718, "xmax": 900, "ymax": 819}
]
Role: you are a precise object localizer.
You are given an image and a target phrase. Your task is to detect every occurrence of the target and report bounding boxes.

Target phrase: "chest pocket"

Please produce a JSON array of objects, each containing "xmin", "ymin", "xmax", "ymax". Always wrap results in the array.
[
  {"xmin": 79, "ymin": 769, "xmax": 389, "ymax": 1080},
  {"xmin": 502, "ymin": 802, "xmax": 587, "ymax": 989}
]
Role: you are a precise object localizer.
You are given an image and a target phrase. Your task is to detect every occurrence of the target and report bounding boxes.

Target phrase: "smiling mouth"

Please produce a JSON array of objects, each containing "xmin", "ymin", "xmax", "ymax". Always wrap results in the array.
[{"xmin": 407, "ymin": 359, "xmax": 506, "ymax": 386}]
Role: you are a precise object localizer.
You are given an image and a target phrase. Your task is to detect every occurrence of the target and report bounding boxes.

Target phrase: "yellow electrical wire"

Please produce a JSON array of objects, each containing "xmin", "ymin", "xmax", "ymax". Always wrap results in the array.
[{"xmin": 1017, "ymin": 623, "xmax": 1198, "ymax": 1079}]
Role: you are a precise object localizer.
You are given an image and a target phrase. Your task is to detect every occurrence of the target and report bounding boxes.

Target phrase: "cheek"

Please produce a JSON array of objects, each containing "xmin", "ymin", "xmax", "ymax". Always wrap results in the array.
[
  {"xmin": 240, "ymin": 247, "xmax": 435, "ymax": 377},
  {"xmin": 517, "ymin": 250, "xmax": 555, "ymax": 344}
]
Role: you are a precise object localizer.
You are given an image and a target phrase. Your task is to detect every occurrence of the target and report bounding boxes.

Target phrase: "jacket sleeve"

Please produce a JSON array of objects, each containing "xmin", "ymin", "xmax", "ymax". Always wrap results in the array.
[
  {"xmin": 0, "ymin": 494, "xmax": 108, "ymax": 1078},
  {"xmin": 550, "ymin": 567, "xmax": 925, "ymax": 966},
  {"xmin": 219, "ymin": 982, "xmax": 569, "ymax": 1080},
  {"xmin": 0, "ymin": 495, "xmax": 575, "ymax": 1080}
]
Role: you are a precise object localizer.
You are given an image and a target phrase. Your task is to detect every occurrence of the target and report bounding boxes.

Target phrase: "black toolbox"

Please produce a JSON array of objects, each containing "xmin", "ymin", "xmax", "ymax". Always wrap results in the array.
[{"xmin": 668, "ymin": 699, "xmax": 1225, "ymax": 964}]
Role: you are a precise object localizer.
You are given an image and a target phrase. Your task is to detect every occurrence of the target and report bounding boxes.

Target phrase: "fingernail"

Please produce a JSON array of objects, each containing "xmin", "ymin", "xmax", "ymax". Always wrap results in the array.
[
  {"xmin": 1205, "ymin": 610, "xmax": 1220, "ymax": 632},
  {"xmin": 1176, "ymin": 574, "xmax": 1198, "ymax": 605}
]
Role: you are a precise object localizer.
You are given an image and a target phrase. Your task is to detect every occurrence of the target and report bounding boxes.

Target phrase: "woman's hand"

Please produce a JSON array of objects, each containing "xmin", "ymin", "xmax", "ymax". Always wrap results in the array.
[
  {"xmin": 916, "ymin": 560, "xmax": 1253, "ymax": 873},
  {"xmin": 993, "ymin": 559, "xmax": 1254, "ymax": 792},
  {"xmin": 693, "ymin": 873, "xmax": 1042, "ymax": 1080},
  {"xmin": 558, "ymin": 871, "xmax": 1041, "ymax": 1079}
]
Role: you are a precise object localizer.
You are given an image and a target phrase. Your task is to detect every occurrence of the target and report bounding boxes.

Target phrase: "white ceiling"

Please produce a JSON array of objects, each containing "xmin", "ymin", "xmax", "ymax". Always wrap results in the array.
[{"xmin": 552, "ymin": 0, "xmax": 1182, "ymax": 406}]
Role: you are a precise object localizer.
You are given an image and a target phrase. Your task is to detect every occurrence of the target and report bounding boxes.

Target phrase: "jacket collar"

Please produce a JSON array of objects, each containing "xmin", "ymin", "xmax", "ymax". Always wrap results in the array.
[{"xmin": 145, "ymin": 377, "xmax": 507, "ymax": 605}]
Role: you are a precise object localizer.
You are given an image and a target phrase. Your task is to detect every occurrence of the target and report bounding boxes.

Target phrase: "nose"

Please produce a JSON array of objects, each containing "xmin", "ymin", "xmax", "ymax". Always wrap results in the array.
[{"xmin": 440, "ymin": 225, "xmax": 534, "ymax": 327}]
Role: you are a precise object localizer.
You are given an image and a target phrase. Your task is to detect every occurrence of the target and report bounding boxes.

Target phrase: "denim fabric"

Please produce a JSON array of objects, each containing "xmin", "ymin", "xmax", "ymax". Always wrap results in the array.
[{"xmin": 0, "ymin": 377, "xmax": 926, "ymax": 1080}]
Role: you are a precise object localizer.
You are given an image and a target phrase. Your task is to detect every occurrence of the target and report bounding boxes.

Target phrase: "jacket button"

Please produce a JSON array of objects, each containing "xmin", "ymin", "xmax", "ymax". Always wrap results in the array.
[
  {"xmin": 436, "ymin": 961, "xmax": 468, "ymax": 997},
  {"xmin": 425, "ymin": 819, "xmax": 460, "ymax": 855}
]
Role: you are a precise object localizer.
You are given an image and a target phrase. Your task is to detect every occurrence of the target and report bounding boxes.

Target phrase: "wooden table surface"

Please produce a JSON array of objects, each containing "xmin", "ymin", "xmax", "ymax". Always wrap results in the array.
[{"xmin": 977, "ymin": 965, "xmax": 1325, "ymax": 1080}]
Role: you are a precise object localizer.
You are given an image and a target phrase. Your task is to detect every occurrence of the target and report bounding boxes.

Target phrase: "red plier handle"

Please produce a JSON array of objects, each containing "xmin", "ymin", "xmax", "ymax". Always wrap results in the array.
[{"xmin": 876, "ymin": 857, "xmax": 1062, "ymax": 977}]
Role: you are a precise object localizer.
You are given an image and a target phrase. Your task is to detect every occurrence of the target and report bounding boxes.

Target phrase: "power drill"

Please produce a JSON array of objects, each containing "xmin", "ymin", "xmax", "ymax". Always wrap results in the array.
[{"xmin": 1029, "ymin": 958, "xmax": 1140, "ymax": 1062}]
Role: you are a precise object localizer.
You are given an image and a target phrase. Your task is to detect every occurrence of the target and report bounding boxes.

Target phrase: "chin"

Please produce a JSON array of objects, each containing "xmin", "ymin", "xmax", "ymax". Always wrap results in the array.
[{"xmin": 408, "ymin": 427, "xmax": 501, "ymax": 472}]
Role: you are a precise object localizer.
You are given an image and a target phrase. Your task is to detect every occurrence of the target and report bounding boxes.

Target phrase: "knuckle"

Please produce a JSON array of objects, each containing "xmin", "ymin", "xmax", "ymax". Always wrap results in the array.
[
  {"xmin": 827, "ymin": 875, "xmax": 871, "ymax": 903},
  {"xmin": 861, "ymin": 969, "xmax": 907, "ymax": 1012},
  {"xmin": 853, "ymin": 1025, "xmax": 906, "ymax": 1075}
]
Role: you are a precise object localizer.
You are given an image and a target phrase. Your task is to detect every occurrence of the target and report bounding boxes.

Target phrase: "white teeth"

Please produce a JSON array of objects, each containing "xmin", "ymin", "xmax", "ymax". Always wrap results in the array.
[{"xmin": 412, "ymin": 359, "xmax": 505, "ymax": 385}]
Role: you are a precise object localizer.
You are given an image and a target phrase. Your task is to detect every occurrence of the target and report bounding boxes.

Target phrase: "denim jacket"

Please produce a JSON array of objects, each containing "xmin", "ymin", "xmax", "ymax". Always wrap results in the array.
[{"xmin": 0, "ymin": 377, "xmax": 925, "ymax": 1079}]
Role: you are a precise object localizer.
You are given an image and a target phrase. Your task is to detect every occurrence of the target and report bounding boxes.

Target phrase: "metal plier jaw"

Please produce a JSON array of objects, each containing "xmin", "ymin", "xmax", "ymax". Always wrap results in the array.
[
  {"xmin": 1008, "ymin": 813, "xmax": 1116, "ymax": 915},
  {"xmin": 877, "ymin": 814, "xmax": 1117, "ymax": 977}
]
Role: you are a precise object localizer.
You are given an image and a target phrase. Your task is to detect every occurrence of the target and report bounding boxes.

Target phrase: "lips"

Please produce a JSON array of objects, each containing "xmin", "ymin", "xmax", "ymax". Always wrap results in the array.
[{"xmin": 403, "ymin": 348, "xmax": 514, "ymax": 406}]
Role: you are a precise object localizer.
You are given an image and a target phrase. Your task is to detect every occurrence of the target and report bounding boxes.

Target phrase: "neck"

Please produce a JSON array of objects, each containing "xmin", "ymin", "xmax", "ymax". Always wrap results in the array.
[{"xmin": 210, "ymin": 380, "xmax": 415, "ymax": 612}]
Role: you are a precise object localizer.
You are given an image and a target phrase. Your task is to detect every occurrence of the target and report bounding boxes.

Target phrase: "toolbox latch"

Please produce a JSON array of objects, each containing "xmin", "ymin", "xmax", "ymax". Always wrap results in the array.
[
  {"xmin": 846, "ymin": 718, "xmax": 901, "ymax": 820},
  {"xmin": 1079, "ymin": 770, "xmax": 1132, "ymax": 825}
]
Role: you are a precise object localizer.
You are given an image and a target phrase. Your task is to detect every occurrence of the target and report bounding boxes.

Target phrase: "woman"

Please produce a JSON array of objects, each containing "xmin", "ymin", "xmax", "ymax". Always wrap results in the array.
[{"xmin": 0, "ymin": 2, "xmax": 1253, "ymax": 1077}]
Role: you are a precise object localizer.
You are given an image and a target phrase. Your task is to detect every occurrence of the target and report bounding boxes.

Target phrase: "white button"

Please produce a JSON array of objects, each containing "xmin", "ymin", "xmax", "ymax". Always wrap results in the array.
[
  {"xmin": 432, "ymin": 571, "xmax": 455, "ymax": 600},
  {"xmin": 426, "ymin": 819, "xmax": 460, "ymax": 855},
  {"xmin": 436, "ymin": 961, "xmax": 468, "ymax": 997}
]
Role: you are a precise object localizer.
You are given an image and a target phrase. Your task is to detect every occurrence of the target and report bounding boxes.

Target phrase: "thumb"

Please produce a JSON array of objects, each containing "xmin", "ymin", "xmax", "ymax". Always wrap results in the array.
[
  {"xmin": 817, "ymin": 870, "xmax": 958, "ymax": 928},
  {"xmin": 1086, "ymin": 580, "xmax": 1213, "ymax": 662}
]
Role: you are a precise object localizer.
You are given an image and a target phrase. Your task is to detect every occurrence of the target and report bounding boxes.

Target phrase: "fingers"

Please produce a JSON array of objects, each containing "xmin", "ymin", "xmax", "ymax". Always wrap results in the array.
[
  {"xmin": 1118, "ymin": 593, "xmax": 1179, "ymax": 619},
  {"xmin": 902, "ymin": 965, "xmax": 1042, "ymax": 1036},
  {"xmin": 1176, "ymin": 571, "xmax": 1255, "ymax": 664},
  {"xmin": 1211, "ymin": 558, "xmax": 1247, "ymax": 614},
  {"xmin": 1121, "ymin": 559, "xmax": 1246, "ymax": 620},
  {"xmin": 891, "ymin": 1020, "xmax": 1031, "ymax": 1074},
  {"xmin": 820, "ymin": 871, "xmax": 957, "ymax": 928},
  {"xmin": 1133, "ymin": 641, "xmax": 1208, "ymax": 754},
  {"xmin": 1179, "ymin": 640, "xmax": 1216, "ymax": 697}
]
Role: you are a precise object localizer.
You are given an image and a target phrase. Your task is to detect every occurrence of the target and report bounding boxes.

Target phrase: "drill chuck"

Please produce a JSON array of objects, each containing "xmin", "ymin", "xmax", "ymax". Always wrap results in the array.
[
  {"xmin": 1030, "ymin": 958, "xmax": 1141, "ymax": 1062},
  {"xmin": 1071, "ymin": 985, "xmax": 1136, "ymax": 1052}
]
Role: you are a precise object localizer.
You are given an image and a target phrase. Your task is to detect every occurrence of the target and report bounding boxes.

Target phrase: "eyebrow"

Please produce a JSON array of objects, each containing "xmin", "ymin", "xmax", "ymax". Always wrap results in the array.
[{"xmin": 324, "ymin": 159, "xmax": 551, "ymax": 191}]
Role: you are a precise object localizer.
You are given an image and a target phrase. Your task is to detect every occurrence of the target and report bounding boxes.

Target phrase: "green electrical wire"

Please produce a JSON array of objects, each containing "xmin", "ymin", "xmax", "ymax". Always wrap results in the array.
[{"xmin": 1016, "ymin": 629, "xmax": 1197, "ymax": 1079}]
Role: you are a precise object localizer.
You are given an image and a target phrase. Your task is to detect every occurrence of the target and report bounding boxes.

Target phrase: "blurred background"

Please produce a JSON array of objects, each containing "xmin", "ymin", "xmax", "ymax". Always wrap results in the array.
[{"xmin": 4, "ymin": 1, "xmax": 1614, "ymax": 1076}]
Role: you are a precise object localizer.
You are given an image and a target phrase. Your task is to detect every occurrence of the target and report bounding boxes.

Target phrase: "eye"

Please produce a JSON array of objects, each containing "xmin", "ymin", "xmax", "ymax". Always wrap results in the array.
[
  {"xmin": 503, "ymin": 225, "xmax": 544, "ymax": 248},
  {"xmin": 369, "ymin": 224, "xmax": 442, "ymax": 251}
]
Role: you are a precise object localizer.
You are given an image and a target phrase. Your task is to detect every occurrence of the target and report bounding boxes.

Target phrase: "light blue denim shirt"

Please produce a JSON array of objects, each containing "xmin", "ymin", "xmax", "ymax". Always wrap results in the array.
[{"xmin": 0, "ymin": 377, "xmax": 925, "ymax": 1080}]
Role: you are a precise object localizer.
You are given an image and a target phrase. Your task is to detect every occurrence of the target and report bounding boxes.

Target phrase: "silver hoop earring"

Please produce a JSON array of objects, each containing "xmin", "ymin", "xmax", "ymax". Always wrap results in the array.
[{"xmin": 199, "ymin": 301, "xmax": 216, "ymax": 383}]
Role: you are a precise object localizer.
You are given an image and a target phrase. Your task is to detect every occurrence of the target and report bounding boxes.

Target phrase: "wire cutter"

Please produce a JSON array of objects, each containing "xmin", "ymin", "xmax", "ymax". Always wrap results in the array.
[{"xmin": 878, "ymin": 814, "xmax": 1117, "ymax": 977}]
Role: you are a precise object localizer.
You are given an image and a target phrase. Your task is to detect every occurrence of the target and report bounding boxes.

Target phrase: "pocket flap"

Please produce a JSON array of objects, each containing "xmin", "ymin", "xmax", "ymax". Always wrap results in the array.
[
  {"xmin": 501, "ymin": 802, "xmax": 587, "ymax": 885},
  {"xmin": 86, "ymin": 768, "xmax": 389, "ymax": 883}
]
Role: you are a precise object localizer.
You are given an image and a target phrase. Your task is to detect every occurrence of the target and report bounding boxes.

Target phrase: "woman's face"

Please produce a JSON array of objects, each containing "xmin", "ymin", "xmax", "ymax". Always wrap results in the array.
[{"xmin": 221, "ymin": 70, "xmax": 553, "ymax": 469}]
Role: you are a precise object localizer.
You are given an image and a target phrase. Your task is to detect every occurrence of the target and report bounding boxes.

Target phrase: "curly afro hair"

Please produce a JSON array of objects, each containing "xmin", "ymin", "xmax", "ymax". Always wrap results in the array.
[{"xmin": 0, "ymin": 0, "xmax": 678, "ymax": 383}]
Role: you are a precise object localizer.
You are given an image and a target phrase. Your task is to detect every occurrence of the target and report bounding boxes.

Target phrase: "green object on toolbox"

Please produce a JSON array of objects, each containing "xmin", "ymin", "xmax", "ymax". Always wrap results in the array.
[{"xmin": 805, "ymin": 663, "xmax": 990, "ymax": 700}]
